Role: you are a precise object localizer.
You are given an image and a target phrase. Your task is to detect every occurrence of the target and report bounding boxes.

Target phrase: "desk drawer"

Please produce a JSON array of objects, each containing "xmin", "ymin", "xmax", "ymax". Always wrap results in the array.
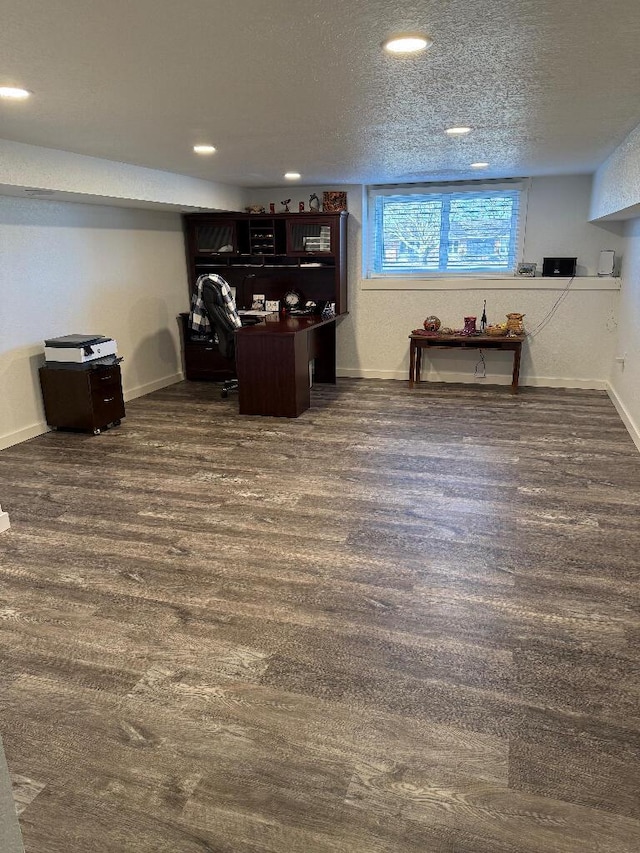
[
  {"xmin": 91, "ymin": 388, "xmax": 125, "ymax": 425},
  {"xmin": 89, "ymin": 365, "xmax": 124, "ymax": 426},
  {"xmin": 89, "ymin": 367, "xmax": 120, "ymax": 390}
]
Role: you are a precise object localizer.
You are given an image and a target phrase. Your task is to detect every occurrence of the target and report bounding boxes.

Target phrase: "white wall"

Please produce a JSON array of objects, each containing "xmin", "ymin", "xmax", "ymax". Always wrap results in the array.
[
  {"xmin": 0, "ymin": 196, "xmax": 190, "ymax": 450},
  {"xmin": 608, "ymin": 220, "xmax": 640, "ymax": 449},
  {"xmin": 245, "ymin": 177, "xmax": 622, "ymax": 389},
  {"xmin": 525, "ymin": 175, "xmax": 624, "ymax": 276},
  {"xmin": 589, "ymin": 119, "xmax": 640, "ymax": 449}
]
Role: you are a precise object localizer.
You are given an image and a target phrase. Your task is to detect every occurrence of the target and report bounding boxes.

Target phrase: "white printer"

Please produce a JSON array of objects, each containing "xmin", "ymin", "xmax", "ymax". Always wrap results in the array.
[{"xmin": 44, "ymin": 334, "xmax": 118, "ymax": 364}]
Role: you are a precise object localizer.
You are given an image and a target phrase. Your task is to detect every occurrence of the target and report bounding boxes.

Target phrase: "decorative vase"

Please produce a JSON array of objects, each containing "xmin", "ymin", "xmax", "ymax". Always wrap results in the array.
[{"xmin": 423, "ymin": 315, "xmax": 441, "ymax": 332}]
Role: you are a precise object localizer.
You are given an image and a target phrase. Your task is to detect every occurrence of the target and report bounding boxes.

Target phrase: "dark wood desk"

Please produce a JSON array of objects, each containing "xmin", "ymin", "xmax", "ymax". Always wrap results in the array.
[
  {"xmin": 409, "ymin": 333, "xmax": 525, "ymax": 394},
  {"xmin": 235, "ymin": 314, "xmax": 337, "ymax": 417}
]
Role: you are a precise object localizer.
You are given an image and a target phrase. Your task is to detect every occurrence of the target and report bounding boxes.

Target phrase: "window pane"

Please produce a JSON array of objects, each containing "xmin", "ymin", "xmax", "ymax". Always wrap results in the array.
[
  {"xmin": 446, "ymin": 194, "xmax": 518, "ymax": 272},
  {"xmin": 370, "ymin": 187, "xmax": 521, "ymax": 275},
  {"xmin": 376, "ymin": 195, "xmax": 442, "ymax": 273}
]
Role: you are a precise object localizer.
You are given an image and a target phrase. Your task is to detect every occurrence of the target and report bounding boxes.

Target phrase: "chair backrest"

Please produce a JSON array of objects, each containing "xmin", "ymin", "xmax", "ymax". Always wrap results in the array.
[{"xmin": 201, "ymin": 279, "xmax": 238, "ymax": 361}]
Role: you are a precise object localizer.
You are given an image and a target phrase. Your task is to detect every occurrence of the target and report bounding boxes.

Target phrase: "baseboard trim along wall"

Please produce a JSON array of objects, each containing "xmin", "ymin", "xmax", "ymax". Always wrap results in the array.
[
  {"xmin": 336, "ymin": 368, "xmax": 608, "ymax": 390},
  {"xmin": 0, "ymin": 421, "xmax": 50, "ymax": 452},
  {"xmin": 0, "ymin": 372, "xmax": 185, "ymax": 451},
  {"xmin": 123, "ymin": 371, "xmax": 184, "ymax": 403},
  {"xmin": 607, "ymin": 382, "xmax": 640, "ymax": 452}
]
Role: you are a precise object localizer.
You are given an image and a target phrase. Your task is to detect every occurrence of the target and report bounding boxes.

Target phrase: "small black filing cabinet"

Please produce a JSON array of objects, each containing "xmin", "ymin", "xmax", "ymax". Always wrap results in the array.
[{"xmin": 39, "ymin": 362, "xmax": 125, "ymax": 434}]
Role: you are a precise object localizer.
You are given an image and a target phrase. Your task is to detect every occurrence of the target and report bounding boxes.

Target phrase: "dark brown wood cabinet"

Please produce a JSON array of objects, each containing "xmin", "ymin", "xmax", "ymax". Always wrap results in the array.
[
  {"xmin": 183, "ymin": 211, "xmax": 348, "ymax": 313},
  {"xmin": 39, "ymin": 362, "xmax": 125, "ymax": 434},
  {"xmin": 180, "ymin": 210, "xmax": 348, "ymax": 382}
]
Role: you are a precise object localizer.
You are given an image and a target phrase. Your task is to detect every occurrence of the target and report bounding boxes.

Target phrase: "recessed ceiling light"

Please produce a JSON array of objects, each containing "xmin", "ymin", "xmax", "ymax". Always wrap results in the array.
[
  {"xmin": 284, "ymin": 172, "xmax": 301, "ymax": 180},
  {"xmin": 0, "ymin": 86, "xmax": 31, "ymax": 100},
  {"xmin": 193, "ymin": 145, "xmax": 216, "ymax": 154},
  {"xmin": 383, "ymin": 34, "xmax": 432, "ymax": 55},
  {"xmin": 446, "ymin": 126, "xmax": 471, "ymax": 136},
  {"xmin": 470, "ymin": 162, "xmax": 489, "ymax": 169}
]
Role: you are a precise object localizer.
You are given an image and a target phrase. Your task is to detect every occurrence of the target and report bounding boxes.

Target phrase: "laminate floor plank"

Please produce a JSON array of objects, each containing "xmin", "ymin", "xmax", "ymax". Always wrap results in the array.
[{"xmin": 1, "ymin": 379, "xmax": 639, "ymax": 852}]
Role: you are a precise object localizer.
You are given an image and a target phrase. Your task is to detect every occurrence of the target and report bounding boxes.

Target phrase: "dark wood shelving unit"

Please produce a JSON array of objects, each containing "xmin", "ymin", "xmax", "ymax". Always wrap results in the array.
[{"xmin": 181, "ymin": 211, "xmax": 348, "ymax": 381}]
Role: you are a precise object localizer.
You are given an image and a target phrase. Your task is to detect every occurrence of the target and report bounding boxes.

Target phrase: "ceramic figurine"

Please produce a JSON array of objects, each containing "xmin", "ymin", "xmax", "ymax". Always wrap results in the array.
[
  {"xmin": 269, "ymin": 203, "xmax": 275, "ymax": 214},
  {"xmin": 309, "ymin": 193, "xmax": 320, "ymax": 212},
  {"xmin": 281, "ymin": 199, "xmax": 291, "ymax": 212},
  {"xmin": 299, "ymin": 202, "xmax": 305, "ymax": 212}
]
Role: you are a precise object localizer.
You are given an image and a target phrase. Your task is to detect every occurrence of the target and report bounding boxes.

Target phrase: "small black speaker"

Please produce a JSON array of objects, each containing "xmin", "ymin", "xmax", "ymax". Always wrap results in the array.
[{"xmin": 543, "ymin": 257, "xmax": 577, "ymax": 277}]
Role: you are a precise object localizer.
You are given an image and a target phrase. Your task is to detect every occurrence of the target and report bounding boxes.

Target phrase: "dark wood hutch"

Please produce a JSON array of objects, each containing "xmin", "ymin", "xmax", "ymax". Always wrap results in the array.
[{"xmin": 179, "ymin": 210, "xmax": 348, "ymax": 381}]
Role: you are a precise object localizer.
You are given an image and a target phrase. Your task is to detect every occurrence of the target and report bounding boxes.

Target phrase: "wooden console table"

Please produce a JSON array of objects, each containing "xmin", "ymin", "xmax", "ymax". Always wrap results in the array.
[{"xmin": 409, "ymin": 333, "xmax": 525, "ymax": 394}]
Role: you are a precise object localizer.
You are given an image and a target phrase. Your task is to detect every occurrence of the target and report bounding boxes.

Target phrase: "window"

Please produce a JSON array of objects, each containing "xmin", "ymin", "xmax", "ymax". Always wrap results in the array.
[{"xmin": 368, "ymin": 183, "xmax": 524, "ymax": 276}]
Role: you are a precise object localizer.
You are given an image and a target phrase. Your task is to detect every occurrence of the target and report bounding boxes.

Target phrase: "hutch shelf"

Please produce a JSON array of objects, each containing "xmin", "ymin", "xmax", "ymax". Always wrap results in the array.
[{"xmin": 183, "ymin": 211, "xmax": 348, "ymax": 314}]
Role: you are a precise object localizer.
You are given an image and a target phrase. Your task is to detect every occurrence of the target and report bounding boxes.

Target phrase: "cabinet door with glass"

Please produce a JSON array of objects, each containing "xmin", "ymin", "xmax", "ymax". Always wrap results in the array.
[
  {"xmin": 192, "ymin": 219, "xmax": 237, "ymax": 255},
  {"xmin": 286, "ymin": 217, "xmax": 336, "ymax": 256}
]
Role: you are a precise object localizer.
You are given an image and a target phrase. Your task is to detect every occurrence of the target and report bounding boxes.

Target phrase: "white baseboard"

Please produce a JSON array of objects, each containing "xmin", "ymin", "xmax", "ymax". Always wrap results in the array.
[
  {"xmin": 0, "ymin": 373, "xmax": 184, "ymax": 451},
  {"xmin": 336, "ymin": 368, "xmax": 607, "ymax": 390},
  {"xmin": 0, "ymin": 420, "xmax": 50, "ymax": 451},
  {"xmin": 516, "ymin": 376, "xmax": 608, "ymax": 390},
  {"xmin": 0, "ymin": 508, "xmax": 10, "ymax": 533},
  {"xmin": 606, "ymin": 382, "xmax": 640, "ymax": 452},
  {"xmin": 337, "ymin": 367, "xmax": 408, "ymax": 381},
  {"xmin": 123, "ymin": 371, "xmax": 184, "ymax": 402}
]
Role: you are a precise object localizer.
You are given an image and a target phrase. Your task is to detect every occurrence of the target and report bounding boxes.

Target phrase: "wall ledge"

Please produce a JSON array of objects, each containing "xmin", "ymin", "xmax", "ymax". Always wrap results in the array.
[{"xmin": 362, "ymin": 276, "xmax": 621, "ymax": 292}]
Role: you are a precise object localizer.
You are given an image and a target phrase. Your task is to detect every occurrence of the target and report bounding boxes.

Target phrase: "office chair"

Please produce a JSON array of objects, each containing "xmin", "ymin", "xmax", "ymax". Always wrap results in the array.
[{"xmin": 201, "ymin": 278, "xmax": 241, "ymax": 398}]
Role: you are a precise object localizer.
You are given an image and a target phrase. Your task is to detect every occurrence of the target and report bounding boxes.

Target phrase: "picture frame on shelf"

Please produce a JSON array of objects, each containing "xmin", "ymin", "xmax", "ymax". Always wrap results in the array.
[
  {"xmin": 322, "ymin": 191, "xmax": 347, "ymax": 212},
  {"xmin": 516, "ymin": 262, "xmax": 536, "ymax": 278}
]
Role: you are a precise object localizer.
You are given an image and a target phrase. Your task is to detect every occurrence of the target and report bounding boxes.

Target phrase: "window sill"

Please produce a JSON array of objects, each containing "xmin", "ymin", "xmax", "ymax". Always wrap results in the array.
[{"xmin": 361, "ymin": 276, "xmax": 622, "ymax": 292}]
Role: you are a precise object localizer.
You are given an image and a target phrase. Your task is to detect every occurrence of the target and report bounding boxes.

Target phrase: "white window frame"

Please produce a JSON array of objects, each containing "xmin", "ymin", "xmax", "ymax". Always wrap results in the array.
[{"xmin": 365, "ymin": 179, "xmax": 529, "ymax": 280}]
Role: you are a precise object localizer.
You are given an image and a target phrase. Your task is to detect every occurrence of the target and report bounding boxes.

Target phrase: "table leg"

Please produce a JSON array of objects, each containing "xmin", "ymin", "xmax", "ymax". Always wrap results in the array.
[
  {"xmin": 409, "ymin": 340, "xmax": 416, "ymax": 387},
  {"xmin": 511, "ymin": 344, "xmax": 522, "ymax": 394},
  {"xmin": 415, "ymin": 345, "xmax": 423, "ymax": 384}
]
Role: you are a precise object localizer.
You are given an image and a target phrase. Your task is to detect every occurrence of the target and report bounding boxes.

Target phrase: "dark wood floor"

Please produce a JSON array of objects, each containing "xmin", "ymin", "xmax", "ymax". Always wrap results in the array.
[{"xmin": 1, "ymin": 378, "xmax": 639, "ymax": 853}]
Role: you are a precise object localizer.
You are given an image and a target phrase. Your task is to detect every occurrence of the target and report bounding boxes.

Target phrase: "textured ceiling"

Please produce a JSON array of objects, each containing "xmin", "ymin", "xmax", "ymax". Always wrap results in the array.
[{"xmin": 1, "ymin": 0, "xmax": 640, "ymax": 187}]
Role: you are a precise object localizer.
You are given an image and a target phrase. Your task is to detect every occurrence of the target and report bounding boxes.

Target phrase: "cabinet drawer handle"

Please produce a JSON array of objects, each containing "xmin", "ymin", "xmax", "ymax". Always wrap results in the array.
[
  {"xmin": 100, "ymin": 374, "xmax": 113, "ymax": 381},
  {"xmin": 103, "ymin": 396, "xmax": 115, "ymax": 403}
]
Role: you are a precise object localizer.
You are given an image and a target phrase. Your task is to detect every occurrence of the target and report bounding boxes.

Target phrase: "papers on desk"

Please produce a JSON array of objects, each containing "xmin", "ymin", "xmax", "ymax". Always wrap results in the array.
[{"xmin": 238, "ymin": 310, "xmax": 276, "ymax": 317}]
